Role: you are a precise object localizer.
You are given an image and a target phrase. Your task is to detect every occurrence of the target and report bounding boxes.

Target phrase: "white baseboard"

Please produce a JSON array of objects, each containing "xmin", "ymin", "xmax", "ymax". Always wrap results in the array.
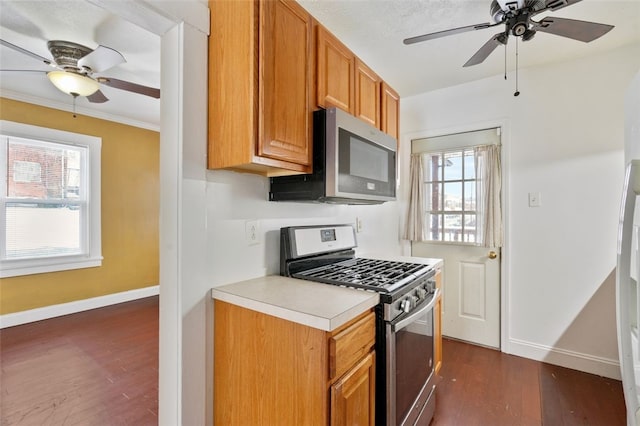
[
  {"xmin": 507, "ymin": 337, "xmax": 622, "ymax": 380},
  {"xmin": 0, "ymin": 285, "xmax": 159, "ymax": 329}
]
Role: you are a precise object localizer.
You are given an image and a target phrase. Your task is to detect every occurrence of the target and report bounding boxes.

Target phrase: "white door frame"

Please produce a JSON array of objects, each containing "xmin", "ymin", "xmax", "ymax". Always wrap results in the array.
[
  {"xmin": 86, "ymin": 1, "xmax": 210, "ymax": 425},
  {"xmin": 401, "ymin": 119, "xmax": 511, "ymax": 353}
]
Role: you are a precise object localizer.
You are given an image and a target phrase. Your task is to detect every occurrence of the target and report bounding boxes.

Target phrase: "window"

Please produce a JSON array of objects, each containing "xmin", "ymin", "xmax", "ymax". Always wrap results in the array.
[
  {"xmin": 410, "ymin": 127, "xmax": 502, "ymax": 246},
  {"xmin": 0, "ymin": 121, "xmax": 102, "ymax": 277},
  {"xmin": 423, "ymin": 149, "xmax": 478, "ymax": 243}
]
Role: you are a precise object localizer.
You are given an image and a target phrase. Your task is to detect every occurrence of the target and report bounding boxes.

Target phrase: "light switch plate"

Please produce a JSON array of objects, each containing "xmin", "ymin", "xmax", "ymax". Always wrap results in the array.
[{"xmin": 528, "ymin": 192, "xmax": 541, "ymax": 207}]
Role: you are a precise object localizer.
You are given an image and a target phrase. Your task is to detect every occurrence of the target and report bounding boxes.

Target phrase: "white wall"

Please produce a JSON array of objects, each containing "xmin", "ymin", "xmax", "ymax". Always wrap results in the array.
[
  {"xmin": 204, "ymin": 171, "xmax": 402, "ymax": 287},
  {"xmin": 401, "ymin": 43, "xmax": 640, "ymax": 379}
]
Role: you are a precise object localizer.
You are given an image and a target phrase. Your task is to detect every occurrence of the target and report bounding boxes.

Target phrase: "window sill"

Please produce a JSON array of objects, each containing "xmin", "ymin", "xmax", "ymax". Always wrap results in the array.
[{"xmin": 0, "ymin": 256, "xmax": 103, "ymax": 278}]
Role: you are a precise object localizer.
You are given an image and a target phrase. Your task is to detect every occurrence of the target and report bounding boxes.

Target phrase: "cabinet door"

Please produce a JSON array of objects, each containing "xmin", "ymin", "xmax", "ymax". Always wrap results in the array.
[
  {"xmin": 259, "ymin": 0, "xmax": 312, "ymax": 166},
  {"xmin": 354, "ymin": 59, "xmax": 381, "ymax": 129},
  {"xmin": 316, "ymin": 25, "xmax": 355, "ymax": 114},
  {"xmin": 381, "ymin": 82, "xmax": 400, "ymax": 140},
  {"xmin": 331, "ymin": 352, "xmax": 375, "ymax": 426}
]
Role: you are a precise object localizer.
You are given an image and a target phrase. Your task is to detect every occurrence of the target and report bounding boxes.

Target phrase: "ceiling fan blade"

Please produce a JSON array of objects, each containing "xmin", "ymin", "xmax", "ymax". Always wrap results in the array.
[
  {"xmin": 0, "ymin": 39, "xmax": 54, "ymax": 67},
  {"xmin": 0, "ymin": 69, "xmax": 46, "ymax": 73},
  {"xmin": 463, "ymin": 33, "xmax": 506, "ymax": 67},
  {"xmin": 530, "ymin": 0, "xmax": 583, "ymax": 18},
  {"xmin": 544, "ymin": 0, "xmax": 582, "ymax": 12},
  {"xmin": 87, "ymin": 90, "xmax": 109, "ymax": 103},
  {"xmin": 534, "ymin": 17, "xmax": 614, "ymax": 42},
  {"xmin": 403, "ymin": 22, "xmax": 495, "ymax": 45},
  {"xmin": 98, "ymin": 77, "xmax": 160, "ymax": 99},
  {"xmin": 77, "ymin": 45, "xmax": 125, "ymax": 73}
]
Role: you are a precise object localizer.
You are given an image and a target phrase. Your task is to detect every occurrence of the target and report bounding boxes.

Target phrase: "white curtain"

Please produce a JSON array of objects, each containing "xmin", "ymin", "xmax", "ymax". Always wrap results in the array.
[
  {"xmin": 475, "ymin": 144, "xmax": 503, "ymax": 248},
  {"xmin": 403, "ymin": 153, "xmax": 425, "ymax": 241}
]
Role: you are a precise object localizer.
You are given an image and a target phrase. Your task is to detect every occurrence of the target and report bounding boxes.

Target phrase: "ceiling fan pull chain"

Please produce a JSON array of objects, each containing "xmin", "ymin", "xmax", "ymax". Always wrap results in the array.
[
  {"xmin": 72, "ymin": 93, "xmax": 78, "ymax": 118},
  {"xmin": 514, "ymin": 37, "xmax": 520, "ymax": 97},
  {"xmin": 504, "ymin": 41, "xmax": 507, "ymax": 80}
]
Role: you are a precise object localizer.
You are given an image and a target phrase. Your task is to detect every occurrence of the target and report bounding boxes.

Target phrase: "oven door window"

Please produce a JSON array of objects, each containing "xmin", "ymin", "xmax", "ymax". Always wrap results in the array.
[
  {"xmin": 393, "ymin": 309, "xmax": 434, "ymax": 425},
  {"xmin": 337, "ymin": 128, "xmax": 396, "ymax": 197}
]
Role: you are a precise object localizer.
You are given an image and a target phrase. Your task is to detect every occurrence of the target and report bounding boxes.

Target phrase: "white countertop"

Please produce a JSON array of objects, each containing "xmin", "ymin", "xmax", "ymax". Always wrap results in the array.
[{"xmin": 211, "ymin": 275, "xmax": 379, "ymax": 332}]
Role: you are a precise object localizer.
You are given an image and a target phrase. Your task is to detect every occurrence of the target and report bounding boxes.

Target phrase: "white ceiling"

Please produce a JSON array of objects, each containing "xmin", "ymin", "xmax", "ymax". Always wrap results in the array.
[
  {"xmin": 1, "ymin": 0, "xmax": 638, "ymax": 129},
  {"xmin": 0, "ymin": 1, "xmax": 161, "ymax": 129},
  {"xmin": 300, "ymin": 0, "xmax": 640, "ymax": 96}
]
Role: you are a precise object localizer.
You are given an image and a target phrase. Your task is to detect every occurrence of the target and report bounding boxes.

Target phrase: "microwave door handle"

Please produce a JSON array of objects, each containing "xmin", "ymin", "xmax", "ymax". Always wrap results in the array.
[{"xmin": 392, "ymin": 288, "xmax": 440, "ymax": 332}]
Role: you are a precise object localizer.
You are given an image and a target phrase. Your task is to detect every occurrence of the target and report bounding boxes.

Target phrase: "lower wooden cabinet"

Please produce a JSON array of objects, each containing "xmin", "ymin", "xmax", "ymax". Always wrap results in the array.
[
  {"xmin": 214, "ymin": 300, "xmax": 376, "ymax": 425},
  {"xmin": 331, "ymin": 352, "xmax": 375, "ymax": 426}
]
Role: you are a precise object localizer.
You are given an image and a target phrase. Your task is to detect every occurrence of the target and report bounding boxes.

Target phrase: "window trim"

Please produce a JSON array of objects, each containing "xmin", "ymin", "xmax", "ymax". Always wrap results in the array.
[{"xmin": 0, "ymin": 120, "xmax": 102, "ymax": 278}]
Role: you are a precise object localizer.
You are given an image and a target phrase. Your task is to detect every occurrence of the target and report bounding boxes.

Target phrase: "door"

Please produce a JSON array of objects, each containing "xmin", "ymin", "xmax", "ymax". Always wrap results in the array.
[
  {"xmin": 413, "ymin": 243, "xmax": 500, "ymax": 348},
  {"xmin": 410, "ymin": 128, "xmax": 502, "ymax": 348}
]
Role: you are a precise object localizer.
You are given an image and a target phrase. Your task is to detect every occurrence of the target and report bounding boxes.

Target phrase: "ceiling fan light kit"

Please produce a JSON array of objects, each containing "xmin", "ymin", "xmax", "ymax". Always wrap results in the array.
[{"xmin": 47, "ymin": 70, "xmax": 100, "ymax": 97}]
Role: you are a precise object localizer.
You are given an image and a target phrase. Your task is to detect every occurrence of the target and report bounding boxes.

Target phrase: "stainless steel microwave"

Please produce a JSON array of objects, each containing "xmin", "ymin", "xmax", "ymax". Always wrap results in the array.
[{"xmin": 269, "ymin": 107, "xmax": 397, "ymax": 205}]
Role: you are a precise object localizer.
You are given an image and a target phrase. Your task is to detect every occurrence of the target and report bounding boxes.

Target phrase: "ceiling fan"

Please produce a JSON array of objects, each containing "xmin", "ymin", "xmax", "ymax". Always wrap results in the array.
[
  {"xmin": 0, "ymin": 39, "xmax": 160, "ymax": 103},
  {"xmin": 404, "ymin": 0, "xmax": 614, "ymax": 68}
]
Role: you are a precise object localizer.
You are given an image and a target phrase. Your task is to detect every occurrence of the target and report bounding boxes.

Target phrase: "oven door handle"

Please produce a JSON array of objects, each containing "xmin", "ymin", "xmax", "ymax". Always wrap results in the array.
[{"xmin": 391, "ymin": 288, "xmax": 440, "ymax": 332}]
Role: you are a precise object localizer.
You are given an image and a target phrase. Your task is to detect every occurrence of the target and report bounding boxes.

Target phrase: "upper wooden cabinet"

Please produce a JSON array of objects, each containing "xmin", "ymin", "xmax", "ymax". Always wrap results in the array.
[
  {"xmin": 208, "ymin": 0, "xmax": 313, "ymax": 175},
  {"xmin": 316, "ymin": 25, "xmax": 355, "ymax": 114},
  {"xmin": 381, "ymin": 82, "xmax": 400, "ymax": 141},
  {"xmin": 315, "ymin": 24, "xmax": 398, "ymax": 139},
  {"xmin": 355, "ymin": 59, "xmax": 381, "ymax": 129}
]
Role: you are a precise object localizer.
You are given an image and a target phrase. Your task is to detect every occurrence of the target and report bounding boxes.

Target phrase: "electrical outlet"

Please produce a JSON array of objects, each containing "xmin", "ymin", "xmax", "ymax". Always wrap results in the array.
[
  {"xmin": 245, "ymin": 220, "xmax": 260, "ymax": 245},
  {"xmin": 356, "ymin": 217, "xmax": 363, "ymax": 233},
  {"xmin": 528, "ymin": 192, "xmax": 541, "ymax": 207}
]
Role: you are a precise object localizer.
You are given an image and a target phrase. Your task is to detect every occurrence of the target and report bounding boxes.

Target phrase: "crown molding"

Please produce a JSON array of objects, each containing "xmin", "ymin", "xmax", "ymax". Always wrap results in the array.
[{"xmin": 1, "ymin": 90, "xmax": 160, "ymax": 132}]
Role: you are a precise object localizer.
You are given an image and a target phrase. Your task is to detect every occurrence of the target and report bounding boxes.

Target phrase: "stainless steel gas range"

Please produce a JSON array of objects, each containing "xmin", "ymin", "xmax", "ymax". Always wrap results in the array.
[{"xmin": 280, "ymin": 224, "xmax": 439, "ymax": 426}]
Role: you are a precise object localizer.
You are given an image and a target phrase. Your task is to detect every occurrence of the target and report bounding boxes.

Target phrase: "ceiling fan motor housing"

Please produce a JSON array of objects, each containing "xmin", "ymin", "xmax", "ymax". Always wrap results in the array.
[{"xmin": 47, "ymin": 40, "xmax": 92, "ymax": 72}]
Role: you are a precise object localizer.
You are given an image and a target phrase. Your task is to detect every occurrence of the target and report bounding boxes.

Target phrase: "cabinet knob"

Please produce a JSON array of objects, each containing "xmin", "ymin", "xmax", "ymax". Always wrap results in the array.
[{"xmin": 488, "ymin": 251, "xmax": 497, "ymax": 259}]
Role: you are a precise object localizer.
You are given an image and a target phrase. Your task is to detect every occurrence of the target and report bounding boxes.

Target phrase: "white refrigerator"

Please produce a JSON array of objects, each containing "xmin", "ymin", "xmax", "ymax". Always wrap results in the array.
[{"xmin": 617, "ymin": 69, "xmax": 640, "ymax": 426}]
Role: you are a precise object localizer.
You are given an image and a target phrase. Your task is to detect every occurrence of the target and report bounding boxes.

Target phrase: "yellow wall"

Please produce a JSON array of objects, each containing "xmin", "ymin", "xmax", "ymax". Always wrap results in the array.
[{"xmin": 0, "ymin": 97, "xmax": 159, "ymax": 314}]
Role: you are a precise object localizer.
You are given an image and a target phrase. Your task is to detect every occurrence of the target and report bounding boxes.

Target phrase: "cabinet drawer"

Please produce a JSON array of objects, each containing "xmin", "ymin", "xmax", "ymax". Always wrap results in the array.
[{"xmin": 329, "ymin": 311, "xmax": 376, "ymax": 380}]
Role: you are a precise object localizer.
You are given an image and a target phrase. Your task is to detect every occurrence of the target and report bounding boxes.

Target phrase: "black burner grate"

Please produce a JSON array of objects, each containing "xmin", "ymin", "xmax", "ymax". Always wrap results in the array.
[{"xmin": 292, "ymin": 258, "xmax": 431, "ymax": 293}]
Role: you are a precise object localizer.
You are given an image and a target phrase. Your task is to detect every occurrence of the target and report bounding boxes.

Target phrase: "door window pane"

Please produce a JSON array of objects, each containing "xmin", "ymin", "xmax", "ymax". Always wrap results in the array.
[
  {"xmin": 428, "ymin": 183, "xmax": 443, "ymax": 211},
  {"xmin": 464, "ymin": 150, "xmax": 475, "ymax": 179},
  {"xmin": 427, "ymin": 213, "xmax": 442, "ymax": 241},
  {"xmin": 444, "ymin": 182, "xmax": 462, "ymax": 211},
  {"xmin": 443, "ymin": 151, "xmax": 462, "ymax": 181},
  {"xmin": 444, "ymin": 214, "xmax": 463, "ymax": 242},
  {"xmin": 464, "ymin": 182, "xmax": 476, "ymax": 210}
]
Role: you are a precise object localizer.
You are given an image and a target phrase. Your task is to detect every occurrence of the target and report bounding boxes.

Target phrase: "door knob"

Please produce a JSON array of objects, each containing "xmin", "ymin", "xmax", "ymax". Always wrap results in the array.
[{"xmin": 488, "ymin": 251, "xmax": 497, "ymax": 259}]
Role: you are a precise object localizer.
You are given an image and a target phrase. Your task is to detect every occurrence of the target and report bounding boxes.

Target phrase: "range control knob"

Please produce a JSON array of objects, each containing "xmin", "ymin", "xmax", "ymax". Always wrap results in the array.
[
  {"xmin": 416, "ymin": 287, "xmax": 427, "ymax": 299},
  {"xmin": 400, "ymin": 298, "xmax": 412, "ymax": 313}
]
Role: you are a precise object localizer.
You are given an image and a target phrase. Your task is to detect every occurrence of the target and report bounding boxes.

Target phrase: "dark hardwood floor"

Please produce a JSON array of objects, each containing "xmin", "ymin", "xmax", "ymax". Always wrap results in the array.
[
  {"xmin": 0, "ymin": 296, "xmax": 158, "ymax": 426},
  {"xmin": 0, "ymin": 297, "xmax": 626, "ymax": 425},
  {"xmin": 433, "ymin": 338, "xmax": 626, "ymax": 426}
]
